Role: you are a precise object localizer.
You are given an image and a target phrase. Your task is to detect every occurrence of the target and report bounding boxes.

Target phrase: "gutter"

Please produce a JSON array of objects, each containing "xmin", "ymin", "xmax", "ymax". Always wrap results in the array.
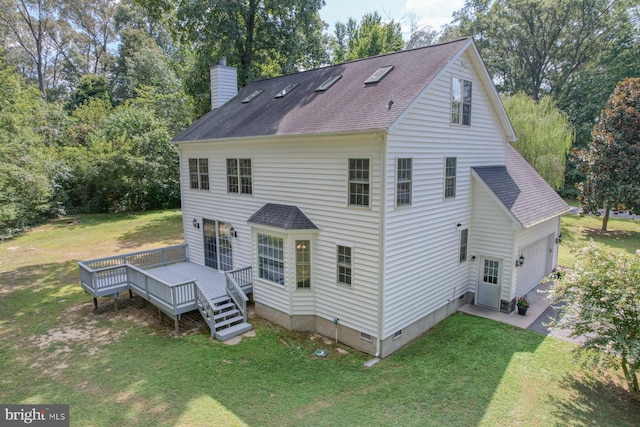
[{"xmin": 375, "ymin": 131, "xmax": 388, "ymax": 358}]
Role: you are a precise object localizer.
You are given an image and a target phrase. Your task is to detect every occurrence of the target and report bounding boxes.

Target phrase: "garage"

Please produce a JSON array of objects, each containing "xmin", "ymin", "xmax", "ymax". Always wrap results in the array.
[{"xmin": 516, "ymin": 234, "xmax": 555, "ymax": 296}]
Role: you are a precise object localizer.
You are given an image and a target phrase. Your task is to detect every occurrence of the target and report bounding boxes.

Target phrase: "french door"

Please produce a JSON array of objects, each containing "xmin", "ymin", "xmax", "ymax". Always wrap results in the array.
[{"xmin": 203, "ymin": 219, "xmax": 233, "ymax": 271}]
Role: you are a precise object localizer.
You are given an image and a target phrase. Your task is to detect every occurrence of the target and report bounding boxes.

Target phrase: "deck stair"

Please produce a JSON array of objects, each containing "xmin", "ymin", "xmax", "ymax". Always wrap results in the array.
[{"xmin": 196, "ymin": 290, "xmax": 251, "ymax": 341}]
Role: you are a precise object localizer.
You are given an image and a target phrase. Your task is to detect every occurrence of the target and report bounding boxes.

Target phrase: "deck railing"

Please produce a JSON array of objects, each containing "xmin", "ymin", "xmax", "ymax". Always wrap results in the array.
[
  {"xmin": 81, "ymin": 244, "xmax": 188, "ymax": 270},
  {"xmin": 78, "ymin": 245, "xmax": 188, "ymax": 297},
  {"xmin": 127, "ymin": 265, "xmax": 197, "ymax": 315},
  {"xmin": 225, "ymin": 270, "xmax": 250, "ymax": 323},
  {"xmin": 226, "ymin": 266, "xmax": 253, "ymax": 293}
]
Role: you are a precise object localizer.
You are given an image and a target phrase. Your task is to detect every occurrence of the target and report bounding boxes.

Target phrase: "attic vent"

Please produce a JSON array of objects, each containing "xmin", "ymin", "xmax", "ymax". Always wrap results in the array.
[
  {"xmin": 364, "ymin": 65, "xmax": 394, "ymax": 85},
  {"xmin": 315, "ymin": 74, "xmax": 342, "ymax": 92},
  {"xmin": 241, "ymin": 89, "xmax": 263, "ymax": 103},
  {"xmin": 275, "ymin": 83, "xmax": 299, "ymax": 98}
]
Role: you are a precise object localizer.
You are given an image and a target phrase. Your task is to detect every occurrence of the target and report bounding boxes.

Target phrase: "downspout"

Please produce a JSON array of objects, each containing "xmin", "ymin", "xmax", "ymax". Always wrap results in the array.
[{"xmin": 376, "ymin": 132, "xmax": 387, "ymax": 358}]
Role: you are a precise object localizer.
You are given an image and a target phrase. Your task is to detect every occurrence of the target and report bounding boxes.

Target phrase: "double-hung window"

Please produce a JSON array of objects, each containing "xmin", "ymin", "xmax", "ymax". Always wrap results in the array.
[
  {"xmin": 451, "ymin": 77, "xmax": 472, "ymax": 126},
  {"xmin": 296, "ymin": 240, "xmax": 311, "ymax": 288},
  {"xmin": 227, "ymin": 158, "xmax": 252, "ymax": 194},
  {"xmin": 348, "ymin": 158, "xmax": 370, "ymax": 207},
  {"xmin": 337, "ymin": 245, "xmax": 352, "ymax": 286},
  {"xmin": 444, "ymin": 157, "xmax": 457, "ymax": 199},
  {"xmin": 396, "ymin": 158, "xmax": 412, "ymax": 207},
  {"xmin": 189, "ymin": 158, "xmax": 209, "ymax": 190},
  {"xmin": 257, "ymin": 233, "xmax": 284, "ymax": 285}
]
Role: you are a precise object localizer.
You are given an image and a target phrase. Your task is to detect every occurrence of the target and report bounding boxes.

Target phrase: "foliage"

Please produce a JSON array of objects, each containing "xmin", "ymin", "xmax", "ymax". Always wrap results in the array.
[
  {"xmin": 60, "ymin": 104, "xmax": 180, "ymax": 213},
  {"xmin": 578, "ymin": 78, "xmax": 640, "ymax": 231},
  {"xmin": 516, "ymin": 296, "xmax": 530, "ymax": 308},
  {"xmin": 502, "ymin": 92, "xmax": 573, "ymax": 190},
  {"xmin": 330, "ymin": 11, "xmax": 404, "ymax": 63},
  {"xmin": 447, "ymin": 0, "xmax": 635, "ymax": 101},
  {"xmin": 550, "ymin": 241, "xmax": 640, "ymax": 398},
  {"xmin": 0, "ymin": 58, "xmax": 62, "ymax": 231},
  {"xmin": 65, "ymin": 74, "xmax": 111, "ymax": 111},
  {"xmin": 168, "ymin": 0, "xmax": 328, "ymax": 115}
]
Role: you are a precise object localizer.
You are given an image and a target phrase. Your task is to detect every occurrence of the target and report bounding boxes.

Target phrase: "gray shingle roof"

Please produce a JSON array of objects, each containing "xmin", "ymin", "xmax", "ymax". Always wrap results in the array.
[
  {"xmin": 472, "ymin": 144, "xmax": 570, "ymax": 228},
  {"xmin": 173, "ymin": 38, "xmax": 471, "ymax": 142},
  {"xmin": 247, "ymin": 204, "xmax": 318, "ymax": 230}
]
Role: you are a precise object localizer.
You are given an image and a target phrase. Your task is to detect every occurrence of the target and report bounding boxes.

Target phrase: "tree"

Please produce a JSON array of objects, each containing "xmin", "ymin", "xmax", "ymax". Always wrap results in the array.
[
  {"xmin": 0, "ymin": 56, "xmax": 60, "ymax": 230},
  {"xmin": 550, "ymin": 241, "xmax": 640, "ymax": 398},
  {"xmin": 578, "ymin": 78, "xmax": 640, "ymax": 231},
  {"xmin": 447, "ymin": 0, "xmax": 635, "ymax": 101},
  {"xmin": 405, "ymin": 15, "xmax": 438, "ymax": 50},
  {"xmin": 330, "ymin": 11, "xmax": 404, "ymax": 62},
  {"xmin": 165, "ymin": 0, "xmax": 328, "ymax": 115},
  {"xmin": 65, "ymin": 73, "xmax": 111, "ymax": 111},
  {"xmin": 502, "ymin": 93, "xmax": 573, "ymax": 190}
]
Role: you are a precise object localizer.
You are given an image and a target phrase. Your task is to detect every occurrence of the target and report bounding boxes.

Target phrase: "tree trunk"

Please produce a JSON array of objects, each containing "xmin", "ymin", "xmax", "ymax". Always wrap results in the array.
[
  {"xmin": 601, "ymin": 207, "xmax": 610, "ymax": 232},
  {"xmin": 621, "ymin": 353, "xmax": 640, "ymax": 398}
]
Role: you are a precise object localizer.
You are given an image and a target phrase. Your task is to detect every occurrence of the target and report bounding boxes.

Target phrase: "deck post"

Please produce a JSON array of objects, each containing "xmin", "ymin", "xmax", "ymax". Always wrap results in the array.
[
  {"xmin": 113, "ymin": 297, "xmax": 118, "ymax": 311},
  {"xmin": 129, "ymin": 289, "xmax": 133, "ymax": 299},
  {"xmin": 174, "ymin": 316, "xmax": 179, "ymax": 333},
  {"xmin": 93, "ymin": 297, "xmax": 98, "ymax": 310},
  {"xmin": 158, "ymin": 308, "xmax": 162, "ymax": 322}
]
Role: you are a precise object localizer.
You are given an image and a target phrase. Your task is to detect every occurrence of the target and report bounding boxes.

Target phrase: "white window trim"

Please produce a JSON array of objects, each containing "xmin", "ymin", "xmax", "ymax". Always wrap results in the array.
[
  {"xmin": 443, "ymin": 156, "xmax": 457, "ymax": 200},
  {"xmin": 226, "ymin": 157, "xmax": 253, "ymax": 195},
  {"xmin": 450, "ymin": 76, "xmax": 472, "ymax": 126},
  {"xmin": 347, "ymin": 157, "xmax": 372, "ymax": 209},
  {"xmin": 395, "ymin": 157, "xmax": 413, "ymax": 209},
  {"xmin": 188, "ymin": 158, "xmax": 209, "ymax": 190},
  {"xmin": 336, "ymin": 244, "xmax": 354, "ymax": 288}
]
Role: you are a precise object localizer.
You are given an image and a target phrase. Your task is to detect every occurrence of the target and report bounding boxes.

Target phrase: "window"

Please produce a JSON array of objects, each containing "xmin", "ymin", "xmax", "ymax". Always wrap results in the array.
[
  {"xmin": 483, "ymin": 259, "xmax": 499, "ymax": 284},
  {"xmin": 315, "ymin": 75, "xmax": 342, "ymax": 92},
  {"xmin": 258, "ymin": 234, "xmax": 284, "ymax": 284},
  {"xmin": 459, "ymin": 229, "xmax": 468, "ymax": 263},
  {"xmin": 189, "ymin": 158, "xmax": 209, "ymax": 190},
  {"xmin": 360, "ymin": 332, "xmax": 373, "ymax": 342},
  {"xmin": 227, "ymin": 158, "xmax": 252, "ymax": 194},
  {"xmin": 296, "ymin": 240, "xmax": 311, "ymax": 288},
  {"xmin": 451, "ymin": 77, "xmax": 472, "ymax": 125},
  {"xmin": 364, "ymin": 65, "xmax": 394, "ymax": 85},
  {"xmin": 241, "ymin": 89, "xmax": 263, "ymax": 103},
  {"xmin": 348, "ymin": 158, "xmax": 370, "ymax": 207},
  {"xmin": 396, "ymin": 158, "xmax": 412, "ymax": 207},
  {"xmin": 393, "ymin": 330, "xmax": 403, "ymax": 339},
  {"xmin": 444, "ymin": 157, "xmax": 457, "ymax": 199},
  {"xmin": 275, "ymin": 83, "xmax": 299, "ymax": 98},
  {"xmin": 337, "ymin": 245, "xmax": 352, "ymax": 286}
]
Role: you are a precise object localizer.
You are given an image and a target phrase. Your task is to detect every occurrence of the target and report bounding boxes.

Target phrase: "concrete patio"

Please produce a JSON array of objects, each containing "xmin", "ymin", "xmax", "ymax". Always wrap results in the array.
[{"xmin": 458, "ymin": 281, "xmax": 585, "ymax": 344}]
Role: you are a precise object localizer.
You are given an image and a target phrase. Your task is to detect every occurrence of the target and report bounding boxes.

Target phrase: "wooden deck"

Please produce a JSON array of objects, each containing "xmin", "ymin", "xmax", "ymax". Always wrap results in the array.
[
  {"xmin": 146, "ymin": 262, "xmax": 227, "ymax": 301},
  {"xmin": 78, "ymin": 245, "xmax": 253, "ymax": 339}
]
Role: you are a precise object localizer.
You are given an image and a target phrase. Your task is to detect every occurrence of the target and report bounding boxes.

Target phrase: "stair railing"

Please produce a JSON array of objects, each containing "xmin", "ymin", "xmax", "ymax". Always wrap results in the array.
[{"xmin": 225, "ymin": 273, "xmax": 249, "ymax": 323}]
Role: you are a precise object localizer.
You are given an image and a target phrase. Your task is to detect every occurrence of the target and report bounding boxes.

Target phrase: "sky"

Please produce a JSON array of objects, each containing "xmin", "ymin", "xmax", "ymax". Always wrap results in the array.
[{"xmin": 320, "ymin": 0, "xmax": 466, "ymax": 38}]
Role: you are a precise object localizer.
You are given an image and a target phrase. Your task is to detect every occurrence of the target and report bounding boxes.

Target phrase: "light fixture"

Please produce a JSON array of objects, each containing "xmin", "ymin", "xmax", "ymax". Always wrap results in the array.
[
  {"xmin": 470, "ymin": 256, "xmax": 476, "ymax": 261},
  {"xmin": 555, "ymin": 234, "xmax": 563, "ymax": 244},
  {"xmin": 192, "ymin": 218, "xmax": 200, "ymax": 229},
  {"xmin": 230, "ymin": 226, "xmax": 237, "ymax": 238},
  {"xmin": 516, "ymin": 255, "xmax": 525, "ymax": 267}
]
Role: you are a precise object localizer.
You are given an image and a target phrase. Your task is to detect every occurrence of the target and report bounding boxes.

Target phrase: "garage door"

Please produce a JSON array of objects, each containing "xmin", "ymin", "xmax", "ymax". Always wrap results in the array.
[{"xmin": 516, "ymin": 235, "xmax": 554, "ymax": 296}]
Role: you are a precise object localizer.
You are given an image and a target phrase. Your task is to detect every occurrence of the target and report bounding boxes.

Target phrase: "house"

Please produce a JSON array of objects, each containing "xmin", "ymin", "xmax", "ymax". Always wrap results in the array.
[
  {"xmin": 170, "ymin": 37, "xmax": 569, "ymax": 357},
  {"xmin": 78, "ymin": 38, "xmax": 568, "ymax": 357}
]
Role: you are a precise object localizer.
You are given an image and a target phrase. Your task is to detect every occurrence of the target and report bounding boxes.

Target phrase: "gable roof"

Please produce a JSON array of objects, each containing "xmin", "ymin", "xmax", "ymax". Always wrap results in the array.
[
  {"xmin": 247, "ymin": 203, "xmax": 318, "ymax": 230},
  {"xmin": 174, "ymin": 38, "xmax": 515, "ymax": 142},
  {"xmin": 472, "ymin": 145, "xmax": 570, "ymax": 228}
]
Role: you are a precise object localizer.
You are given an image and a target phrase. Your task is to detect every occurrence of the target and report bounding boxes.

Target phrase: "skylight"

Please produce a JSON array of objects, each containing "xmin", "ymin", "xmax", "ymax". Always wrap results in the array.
[
  {"xmin": 275, "ymin": 83, "xmax": 299, "ymax": 98},
  {"xmin": 364, "ymin": 65, "xmax": 394, "ymax": 85},
  {"xmin": 315, "ymin": 74, "xmax": 342, "ymax": 92},
  {"xmin": 241, "ymin": 89, "xmax": 263, "ymax": 103}
]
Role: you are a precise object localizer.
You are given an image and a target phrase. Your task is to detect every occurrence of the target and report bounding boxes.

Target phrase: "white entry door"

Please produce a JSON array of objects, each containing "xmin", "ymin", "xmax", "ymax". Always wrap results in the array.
[{"xmin": 476, "ymin": 258, "xmax": 502, "ymax": 310}]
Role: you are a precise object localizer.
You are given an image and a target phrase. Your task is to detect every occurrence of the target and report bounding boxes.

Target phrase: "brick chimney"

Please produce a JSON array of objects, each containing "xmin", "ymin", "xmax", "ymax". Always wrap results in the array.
[{"xmin": 210, "ymin": 58, "xmax": 238, "ymax": 110}]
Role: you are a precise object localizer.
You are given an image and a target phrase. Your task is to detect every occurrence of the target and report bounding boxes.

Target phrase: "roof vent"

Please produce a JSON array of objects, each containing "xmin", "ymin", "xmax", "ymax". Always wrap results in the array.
[
  {"xmin": 275, "ymin": 83, "xmax": 299, "ymax": 98},
  {"xmin": 315, "ymin": 74, "xmax": 342, "ymax": 92},
  {"xmin": 364, "ymin": 65, "xmax": 394, "ymax": 85},
  {"xmin": 241, "ymin": 90, "xmax": 263, "ymax": 103}
]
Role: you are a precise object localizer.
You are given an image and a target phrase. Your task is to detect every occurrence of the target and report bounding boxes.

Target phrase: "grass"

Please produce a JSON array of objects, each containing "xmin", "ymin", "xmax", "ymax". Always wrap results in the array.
[
  {"xmin": 1, "ymin": 210, "xmax": 639, "ymax": 426},
  {"xmin": 558, "ymin": 214, "xmax": 640, "ymax": 267}
]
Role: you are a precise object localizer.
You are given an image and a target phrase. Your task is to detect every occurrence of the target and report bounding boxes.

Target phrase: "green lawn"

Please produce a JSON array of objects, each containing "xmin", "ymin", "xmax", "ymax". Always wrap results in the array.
[
  {"xmin": 1, "ymin": 210, "xmax": 638, "ymax": 426},
  {"xmin": 558, "ymin": 214, "xmax": 640, "ymax": 267}
]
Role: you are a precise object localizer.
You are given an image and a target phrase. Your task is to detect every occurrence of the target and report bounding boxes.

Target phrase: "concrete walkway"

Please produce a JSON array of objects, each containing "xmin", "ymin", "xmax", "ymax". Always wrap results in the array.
[{"xmin": 458, "ymin": 281, "xmax": 584, "ymax": 344}]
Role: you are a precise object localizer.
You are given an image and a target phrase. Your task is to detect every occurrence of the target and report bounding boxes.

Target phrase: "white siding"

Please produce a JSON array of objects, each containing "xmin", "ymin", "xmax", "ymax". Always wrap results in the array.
[
  {"xmin": 513, "ymin": 218, "xmax": 560, "ymax": 298},
  {"xmin": 382, "ymin": 50, "xmax": 510, "ymax": 336},
  {"xmin": 178, "ymin": 133, "xmax": 382, "ymax": 335},
  {"xmin": 469, "ymin": 179, "xmax": 515, "ymax": 304},
  {"xmin": 210, "ymin": 65, "xmax": 238, "ymax": 109}
]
